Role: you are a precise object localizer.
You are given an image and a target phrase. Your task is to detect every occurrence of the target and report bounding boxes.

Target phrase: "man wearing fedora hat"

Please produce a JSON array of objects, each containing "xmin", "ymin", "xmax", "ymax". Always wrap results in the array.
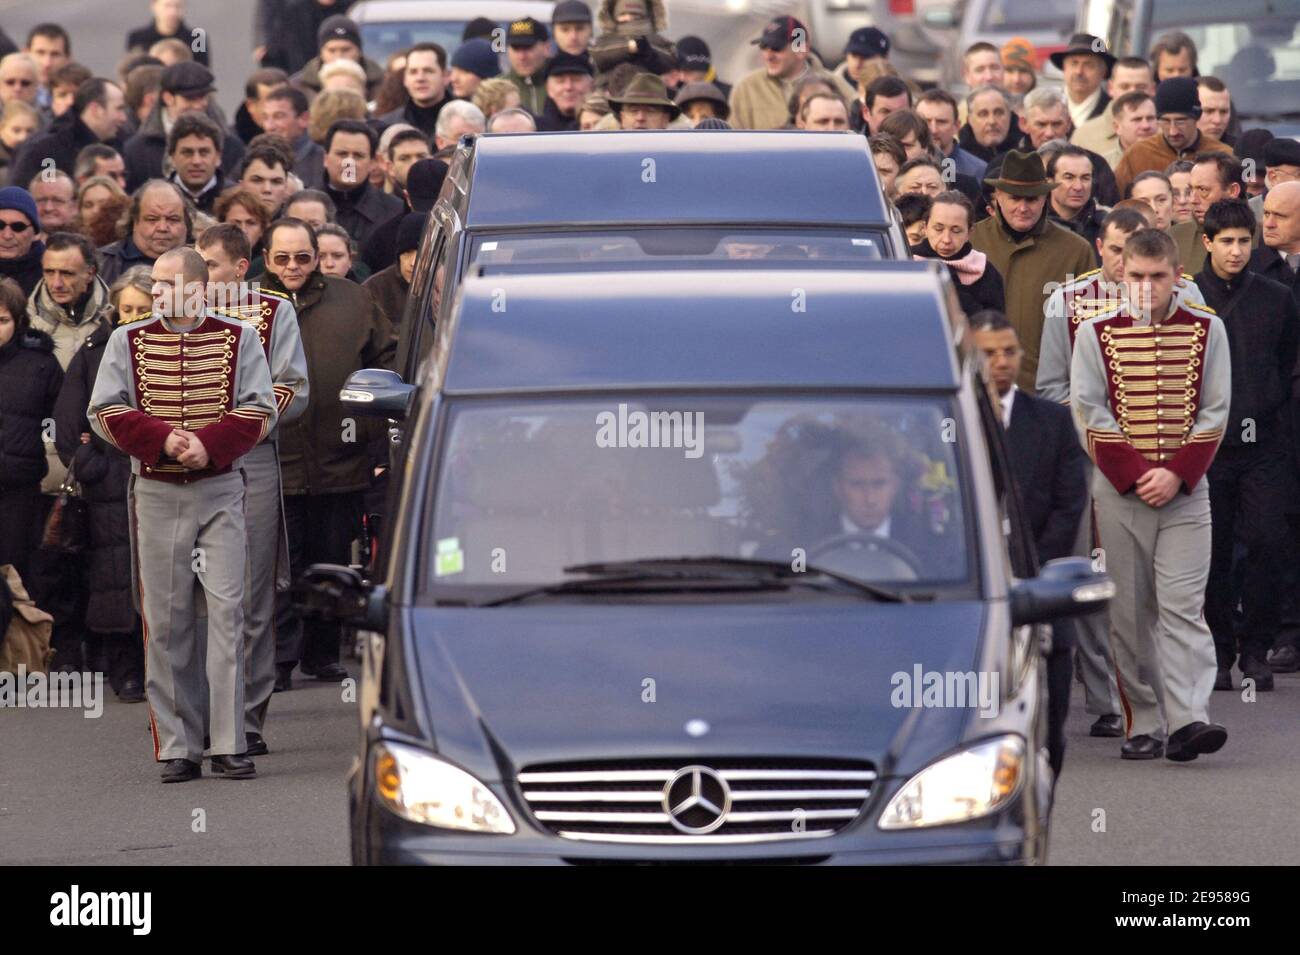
[
  {"xmin": 608, "ymin": 73, "xmax": 678, "ymax": 130},
  {"xmin": 674, "ymin": 81, "xmax": 728, "ymax": 126},
  {"xmin": 1051, "ymin": 33, "xmax": 1116, "ymax": 130},
  {"xmin": 971, "ymin": 149, "xmax": 1096, "ymax": 392}
]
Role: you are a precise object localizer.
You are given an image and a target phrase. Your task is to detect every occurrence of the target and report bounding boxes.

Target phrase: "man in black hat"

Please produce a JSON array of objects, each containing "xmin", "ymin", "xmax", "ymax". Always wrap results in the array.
[
  {"xmin": 590, "ymin": 0, "xmax": 676, "ymax": 83},
  {"xmin": 537, "ymin": 53, "xmax": 595, "ymax": 131},
  {"xmin": 675, "ymin": 36, "xmax": 729, "ymax": 99},
  {"xmin": 553, "ymin": 1, "xmax": 594, "ymax": 56},
  {"xmin": 503, "ymin": 18, "xmax": 552, "ymax": 116},
  {"xmin": 1114, "ymin": 76, "xmax": 1233, "ymax": 196},
  {"xmin": 1264, "ymin": 136, "xmax": 1300, "ymax": 191},
  {"xmin": 840, "ymin": 26, "xmax": 889, "ymax": 91},
  {"xmin": 362, "ymin": 212, "xmax": 427, "ymax": 329},
  {"xmin": 269, "ymin": 0, "xmax": 357, "ymax": 76},
  {"xmin": 1050, "ymin": 33, "xmax": 1116, "ymax": 128},
  {"xmin": 292, "ymin": 14, "xmax": 386, "ymax": 99},
  {"xmin": 608, "ymin": 73, "xmax": 678, "ymax": 130},
  {"xmin": 730, "ymin": 15, "xmax": 851, "ymax": 130},
  {"xmin": 122, "ymin": 62, "xmax": 245, "ymax": 191}
]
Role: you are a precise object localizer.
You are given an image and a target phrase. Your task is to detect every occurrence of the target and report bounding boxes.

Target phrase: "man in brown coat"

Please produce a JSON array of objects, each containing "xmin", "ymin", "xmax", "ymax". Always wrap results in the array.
[
  {"xmin": 971, "ymin": 150, "xmax": 1096, "ymax": 392},
  {"xmin": 1113, "ymin": 77, "xmax": 1232, "ymax": 197}
]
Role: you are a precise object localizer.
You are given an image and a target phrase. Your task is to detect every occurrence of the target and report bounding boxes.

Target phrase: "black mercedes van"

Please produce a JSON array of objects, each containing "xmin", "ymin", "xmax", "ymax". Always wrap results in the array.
[{"xmin": 301, "ymin": 263, "xmax": 1112, "ymax": 865}]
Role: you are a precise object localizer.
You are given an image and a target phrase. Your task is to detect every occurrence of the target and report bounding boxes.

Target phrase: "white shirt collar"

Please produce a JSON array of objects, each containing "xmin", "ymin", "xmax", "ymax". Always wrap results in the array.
[
  {"xmin": 1000, "ymin": 384, "xmax": 1017, "ymax": 429},
  {"xmin": 843, "ymin": 513, "xmax": 891, "ymax": 538}
]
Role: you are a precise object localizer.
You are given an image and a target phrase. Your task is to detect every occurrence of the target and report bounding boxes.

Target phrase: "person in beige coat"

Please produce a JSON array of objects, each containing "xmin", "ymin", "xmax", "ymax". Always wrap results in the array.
[{"xmin": 728, "ymin": 15, "xmax": 853, "ymax": 130}]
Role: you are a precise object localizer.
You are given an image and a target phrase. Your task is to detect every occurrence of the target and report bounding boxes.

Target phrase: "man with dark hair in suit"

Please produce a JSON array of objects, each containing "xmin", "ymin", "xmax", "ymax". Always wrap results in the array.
[{"xmin": 971, "ymin": 309, "xmax": 1088, "ymax": 779}]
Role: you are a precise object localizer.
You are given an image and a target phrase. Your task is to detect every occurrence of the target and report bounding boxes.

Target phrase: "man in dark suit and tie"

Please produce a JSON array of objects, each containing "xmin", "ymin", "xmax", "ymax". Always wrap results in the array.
[{"xmin": 970, "ymin": 310, "xmax": 1089, "ymax": 779}]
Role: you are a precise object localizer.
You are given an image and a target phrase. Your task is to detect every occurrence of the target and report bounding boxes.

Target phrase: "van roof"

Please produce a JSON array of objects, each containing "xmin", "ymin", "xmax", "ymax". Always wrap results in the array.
[
  {"xmin": 442, "ymin": 264, "xmax": 962, "ymax": 394},
  {"xmin": 459, "ymin": 131, "xmax": 889, "ymax": 229}
]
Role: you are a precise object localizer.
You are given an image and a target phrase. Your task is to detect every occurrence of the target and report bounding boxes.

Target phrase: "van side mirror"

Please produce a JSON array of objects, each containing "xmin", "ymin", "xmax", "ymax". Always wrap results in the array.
[
  {"xmin": 340, "ymin": 369, "xmax": 415, "ymax": 420},
  {"xmin": 292, "ymin": 563, "xmax": 388, "ymax": 631},
  {"xmin": 1010, "ymin": 557, "xmax": 1114, "ymax": 626}
]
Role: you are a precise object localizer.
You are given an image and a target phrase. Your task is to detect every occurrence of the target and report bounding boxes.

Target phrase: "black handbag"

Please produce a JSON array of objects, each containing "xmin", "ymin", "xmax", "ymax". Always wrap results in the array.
[{"xmin": 40, "ymin": 461, "xmax": 90, "ymax": 554}]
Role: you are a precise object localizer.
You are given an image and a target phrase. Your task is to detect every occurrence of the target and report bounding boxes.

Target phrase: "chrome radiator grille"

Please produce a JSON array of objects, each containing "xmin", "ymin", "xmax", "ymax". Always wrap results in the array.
[{"xmin": 518, "ymin": 758, "xmax": 876, "ymax": 844}]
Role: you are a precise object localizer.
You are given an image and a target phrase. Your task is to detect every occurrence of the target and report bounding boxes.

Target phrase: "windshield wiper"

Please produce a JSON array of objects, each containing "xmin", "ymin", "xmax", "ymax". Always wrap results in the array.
[
  {"xmin": 564, "ymin": 556, "xmax": 913, "ymax": 603},
  {"xmin": 477, "ymin": 571, "xmax": 779, "ymax": 607}
]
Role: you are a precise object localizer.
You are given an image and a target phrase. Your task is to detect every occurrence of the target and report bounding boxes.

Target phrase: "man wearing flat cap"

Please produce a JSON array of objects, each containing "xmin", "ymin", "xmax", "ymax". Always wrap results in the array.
[
  {"xmin": 553, "ymin": 1, "xmax": 595, "ymax": 57},
  {"xmin": 971, "ymin": 150, "xmax": 1097, "ymax": 392},
  {"xmin": 608, "ymin": 73, "xmax": 678, "ymax": 130},
  {"xmin": 123, "ymin": 61, "xmax": 246, "ymax": 191},
  {"xmin": 1051, "ymin": 33, "xmax": 1115, "ymax": 129},
  {"xmin": 537, "ymin": 52, "xmax": 595, "ymax": 131},
  {"xmin": 1114, "ymin": 76, "xmax": 1232, "ymax": 197}
]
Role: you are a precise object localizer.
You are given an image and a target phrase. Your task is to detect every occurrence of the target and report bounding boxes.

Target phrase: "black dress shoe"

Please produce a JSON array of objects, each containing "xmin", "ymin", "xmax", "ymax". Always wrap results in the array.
[
  {"xmin": 245, "ymin": 732, "xmax": 269, "ymax": 757},
  {"xmin": 1166, "ymin": 721, "xmax": 1227, "ymax": 762},
  {"xmin": 161, "ymin": 759, "xmax": 201, "ymax": 783},
  {"xmin": 209, "ymin": 754, "xmax": 257, "ymax": 779},
  {"xmin": 1089, "ymin": 714, "xmax": 1123, "ymax": 737},
  {"xmin": 1267, "ymin": 645, "xmax": 1299, "ymax": 673},
  {"xmin": 274, "ymin": 663, "xmax": 294, "ymax": 692},
  {"xmin": 301, "ymin": 661, "xmax": 347, "ymax": 682},
  {"xmin": 1213, "ymin": 666, "xmax": 1233, "ymax": 691},
  {"xmin": 118, "ymin": 678, "xmax": 145, "ymax": 704},
  {"xmin": 1120, "ymin": 734, "xmax": 1164, "ymax": 760},
  {"xmin": 1240, "ymin": 656, "xmax": 1274, "ymax": 691}
]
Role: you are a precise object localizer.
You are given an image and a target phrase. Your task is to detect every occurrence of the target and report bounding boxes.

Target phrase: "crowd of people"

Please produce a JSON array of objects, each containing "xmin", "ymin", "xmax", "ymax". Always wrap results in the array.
[{"xmin": 0, "ymin": 1, "xmax": 1297, "ymax": 777}]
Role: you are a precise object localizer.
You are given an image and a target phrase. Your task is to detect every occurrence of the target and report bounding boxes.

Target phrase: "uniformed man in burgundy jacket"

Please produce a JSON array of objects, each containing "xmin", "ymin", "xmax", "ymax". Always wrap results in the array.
[
  {"xmin": 89, "ymin": 247, "xmax": 277, "ymax": 783},
  {"xmin": 1070, "ymin": 227, "xmax": 1229, "ymax": 763}
]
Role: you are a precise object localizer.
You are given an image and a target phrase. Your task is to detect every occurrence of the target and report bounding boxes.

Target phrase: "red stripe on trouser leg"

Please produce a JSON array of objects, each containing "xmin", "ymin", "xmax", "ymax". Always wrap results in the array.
[{"xmin": 1092, "ymin": 503, "xmax": 1134, "ymax": 736}]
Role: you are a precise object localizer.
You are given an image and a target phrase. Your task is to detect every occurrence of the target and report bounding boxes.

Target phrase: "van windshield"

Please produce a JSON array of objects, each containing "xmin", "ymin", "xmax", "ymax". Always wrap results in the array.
[
  {"xmin": 1150, "ymin": 1, "xmax": 1300, "ymax": 120},
  {"xmin": 423, "ymin": 395, "xmax": 973, "ymax": 603},
  {"xmin": 470, "ymin": 229, "xmax": 887, "ymax": 270}
]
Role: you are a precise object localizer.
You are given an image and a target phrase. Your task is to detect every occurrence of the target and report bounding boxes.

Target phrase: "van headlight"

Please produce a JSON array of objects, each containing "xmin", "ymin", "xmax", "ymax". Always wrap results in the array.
[
  {"xmin": 372, "ymin": 743, "xmax": 516, "ymax": 834},
  {"xmin": 878, "ymin": 735, "xmax": 1025, "ymax": 829}
]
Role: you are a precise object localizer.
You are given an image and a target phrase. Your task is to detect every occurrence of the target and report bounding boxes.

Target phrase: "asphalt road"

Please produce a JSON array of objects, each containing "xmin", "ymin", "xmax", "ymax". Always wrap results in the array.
[
  {"xmin": 0, "ymin": 0, "xmax": 258, "ymax": 117},
  {"xmin": 0, "ymin": 668, "xmax": 354, "ymax": 865},
  {"xmin": 3, "ymin": 659, "xmax": 1296, "ymax": 865}
]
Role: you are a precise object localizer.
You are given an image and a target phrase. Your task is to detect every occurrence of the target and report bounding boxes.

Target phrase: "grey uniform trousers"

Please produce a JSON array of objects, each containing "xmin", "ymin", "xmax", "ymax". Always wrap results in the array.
[
  {"xmin": 133, "ymin": 471, "xmax": 247, "ymax": 761},
  {"xmin": 1091, "ymin": 471, "xmax": 1218, "ymax": 740},
  {"xmin": 241, "ymin": 441, "xmax": 284, "ymax": 736},
  {"xmin": 1072, "ymin": 467, "xmax": 1123, "ymax": 717}
]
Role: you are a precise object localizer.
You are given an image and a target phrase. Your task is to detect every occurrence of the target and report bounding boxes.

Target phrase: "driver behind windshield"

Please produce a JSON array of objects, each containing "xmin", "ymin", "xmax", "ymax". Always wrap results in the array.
[{"xmin": 826, "ymin": 439, "xmax": 957, "ymax": 577}]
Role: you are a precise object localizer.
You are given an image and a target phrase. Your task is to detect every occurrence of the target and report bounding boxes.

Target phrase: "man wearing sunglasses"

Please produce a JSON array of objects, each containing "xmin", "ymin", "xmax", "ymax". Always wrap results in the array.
[
  {"xmin": 1115, "ymin": 77, "xmax": 1233, "ymax": 198},
  {"xmin": 259, "ymin": 218, "xmax": 395, "ymax": 691},
  {"xmin": 0, "ymin": 186, "xmax": 44, "ymax": 295}
]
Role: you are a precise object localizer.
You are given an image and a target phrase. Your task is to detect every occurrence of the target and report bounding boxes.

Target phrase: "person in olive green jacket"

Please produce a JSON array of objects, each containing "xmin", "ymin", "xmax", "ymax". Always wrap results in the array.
[{"xmin": 971, "ymin": 150, "xmax": 1097, "ymax": 393}]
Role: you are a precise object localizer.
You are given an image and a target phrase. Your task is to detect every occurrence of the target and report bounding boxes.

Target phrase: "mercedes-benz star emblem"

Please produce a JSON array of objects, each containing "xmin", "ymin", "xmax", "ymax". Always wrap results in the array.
[{"xmin": 662, "ymin": 765, "xmax": 732, "ymax": 834}]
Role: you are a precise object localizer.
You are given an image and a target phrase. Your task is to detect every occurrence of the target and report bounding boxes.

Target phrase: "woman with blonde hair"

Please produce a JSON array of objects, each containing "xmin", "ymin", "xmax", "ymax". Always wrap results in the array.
[
  {"xmin": 308, "ymin": 89, "xmax": 368, "ymax": 144},
  {"xmin": 473, "ymin": 77, "xmax": 522, "ymax": 119},
  {"xmin": 77, "ymin": 175, "xmax": 128, "ymax": 228}
]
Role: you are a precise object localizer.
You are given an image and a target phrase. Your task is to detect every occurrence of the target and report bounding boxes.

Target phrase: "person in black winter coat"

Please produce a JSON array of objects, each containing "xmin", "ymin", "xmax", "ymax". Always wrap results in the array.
[
  {"xmin": 911, "ymin": 190, "xmax": 1005, "ymax": 315},
  {"xmin": 0, "ymin": 277, "xmax": 63, "ymax": 584},
  {"xmin": 52, "ymin": 269, "xmax": 149, "ymax": 701},
  {"xmin": 125, "ymin": 1, "xmax": 211, "ymax": 66},
  {"xmin": 264, "ymin": 0, "xmax": 355, "ymax": 76}
]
